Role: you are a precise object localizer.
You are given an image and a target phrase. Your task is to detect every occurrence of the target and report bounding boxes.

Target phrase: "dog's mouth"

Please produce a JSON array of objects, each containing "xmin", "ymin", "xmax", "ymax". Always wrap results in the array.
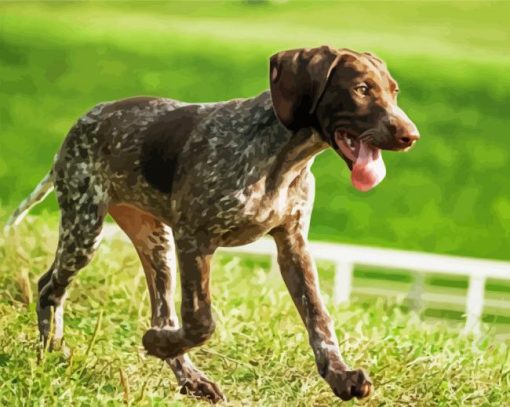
[{"xmin": 334, "ymin": 130, "xmax": 386, "ymax": 192}]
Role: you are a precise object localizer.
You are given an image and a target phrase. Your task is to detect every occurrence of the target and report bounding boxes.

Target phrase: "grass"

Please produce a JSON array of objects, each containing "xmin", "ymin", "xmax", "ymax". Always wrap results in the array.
[{"xmin": 1, "ymin": 217, "xmax": 509, "ymax": 405}]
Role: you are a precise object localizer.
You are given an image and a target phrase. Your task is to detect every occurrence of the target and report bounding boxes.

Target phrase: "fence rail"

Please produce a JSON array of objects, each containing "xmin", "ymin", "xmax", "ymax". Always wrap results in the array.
[{"xmin": 104, "ymin": 224, "xmax": 510, "ymax": 334}]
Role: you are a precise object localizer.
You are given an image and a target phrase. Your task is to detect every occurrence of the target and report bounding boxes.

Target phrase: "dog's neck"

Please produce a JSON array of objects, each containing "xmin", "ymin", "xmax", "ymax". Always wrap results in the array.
[{"xmin": 243, "ymin": 91, "xmax": 328, "ymax": 189}]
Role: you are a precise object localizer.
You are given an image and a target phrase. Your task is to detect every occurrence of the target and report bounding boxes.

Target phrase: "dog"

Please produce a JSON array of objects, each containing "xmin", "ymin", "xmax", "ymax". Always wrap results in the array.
[{"xmin": 6, "ymin": 46, "xmax": 419, "ymax": 403}]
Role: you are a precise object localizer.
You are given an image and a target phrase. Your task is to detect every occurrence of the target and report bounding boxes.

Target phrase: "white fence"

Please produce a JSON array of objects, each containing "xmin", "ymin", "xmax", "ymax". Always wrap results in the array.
[{"xmin": 105, "ymin": 224, "xmax": 510, "ymax": 334}]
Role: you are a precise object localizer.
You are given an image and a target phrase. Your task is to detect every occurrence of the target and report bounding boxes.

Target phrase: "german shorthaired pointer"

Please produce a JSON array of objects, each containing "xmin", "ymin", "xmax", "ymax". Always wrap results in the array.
[{"xmin": 6, "ymin": 46, "xmax": 419, "ymax": 403}]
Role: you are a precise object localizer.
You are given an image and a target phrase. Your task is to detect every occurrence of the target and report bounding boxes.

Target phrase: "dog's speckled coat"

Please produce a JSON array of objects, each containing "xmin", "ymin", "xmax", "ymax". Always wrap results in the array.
[{"xmin": 7, "ymin": 46, "xmax": 419, "ymax": 403}]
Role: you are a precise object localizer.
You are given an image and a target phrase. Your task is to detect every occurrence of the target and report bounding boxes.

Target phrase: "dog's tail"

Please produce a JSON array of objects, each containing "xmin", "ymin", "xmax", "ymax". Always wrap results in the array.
[{"xmin": 4, "ymin": 172, "xmax": 54, "ymax": 230}]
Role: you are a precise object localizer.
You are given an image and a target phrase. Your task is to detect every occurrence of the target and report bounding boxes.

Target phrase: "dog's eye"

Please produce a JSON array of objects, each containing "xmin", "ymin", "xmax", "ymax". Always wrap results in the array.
[{"xmin": 354, "ymin": 84, "xmax": 370, "ymax": 96}]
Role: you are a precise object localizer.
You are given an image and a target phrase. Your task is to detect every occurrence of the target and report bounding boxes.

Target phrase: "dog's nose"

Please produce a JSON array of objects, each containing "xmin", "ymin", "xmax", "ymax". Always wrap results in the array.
[
  {"xmin": 396, "ymin": 131, "xmax": 420, "ymax": 148},
  {"xmin": 389, "ymin": 105, "xmax": 420, "ymax": 149}
]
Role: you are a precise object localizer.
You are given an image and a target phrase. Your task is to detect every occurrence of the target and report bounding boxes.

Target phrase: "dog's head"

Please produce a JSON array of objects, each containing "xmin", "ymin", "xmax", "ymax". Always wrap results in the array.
[{"xmin": 269, "ymin": 46, "xmax": 420, "ymax": 192}]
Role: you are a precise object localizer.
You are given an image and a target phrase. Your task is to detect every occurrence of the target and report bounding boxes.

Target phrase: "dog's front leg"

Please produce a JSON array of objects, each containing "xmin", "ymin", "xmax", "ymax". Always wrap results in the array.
[
  {"xmin": 271, "ymin": 220, "xmax": 372, "ymax": 401},
  {"xmin": 142, "ymin": 237, "xmax": 217, "ymax": 361}
]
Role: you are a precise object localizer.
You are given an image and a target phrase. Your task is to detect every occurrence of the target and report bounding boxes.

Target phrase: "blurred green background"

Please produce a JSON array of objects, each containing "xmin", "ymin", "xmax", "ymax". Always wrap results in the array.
[{"xmin": 1, "ymin": 0, "xmax": 509, "ymax": 260}]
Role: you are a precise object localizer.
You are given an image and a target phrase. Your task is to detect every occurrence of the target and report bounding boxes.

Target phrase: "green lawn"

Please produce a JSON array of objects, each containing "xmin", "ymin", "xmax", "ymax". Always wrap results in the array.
[
  {"xmin": 1, "ymin": 218, "xmax": 509, "ymax": 405},
  {"xmin": 1, "ymin": 1, "xmax": 510, "ymax": 405}
]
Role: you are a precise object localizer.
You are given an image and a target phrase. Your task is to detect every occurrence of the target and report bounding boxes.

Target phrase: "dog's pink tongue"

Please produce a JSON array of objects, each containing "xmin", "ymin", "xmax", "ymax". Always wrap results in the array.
[{"xmin": 351, "ymin": 141, "xmax": 386, "ymax": 192}]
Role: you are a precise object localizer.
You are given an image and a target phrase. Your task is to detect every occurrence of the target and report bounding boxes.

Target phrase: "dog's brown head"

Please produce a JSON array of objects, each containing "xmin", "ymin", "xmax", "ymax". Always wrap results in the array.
[{"xmin": 269, "ymin": 46, "xmax": 420, "ymax": 192}]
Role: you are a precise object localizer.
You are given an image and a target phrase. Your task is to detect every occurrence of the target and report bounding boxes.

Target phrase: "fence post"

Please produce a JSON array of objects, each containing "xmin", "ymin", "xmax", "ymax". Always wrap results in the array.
[
  {"xmin": 333, "ymin": 261, "xmax": 353, "ymax": 305},
  {"xmin": 408, "ymin": 272, "xmax": 425, "ymax": 310},
  {"xmin": 464, "ymin": 274, "xmax": 486, "ymax": 335}
]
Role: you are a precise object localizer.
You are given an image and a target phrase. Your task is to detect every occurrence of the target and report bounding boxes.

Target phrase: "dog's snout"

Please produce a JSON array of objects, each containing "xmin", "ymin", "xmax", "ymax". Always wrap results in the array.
[
  {"xmin": 396, "ymin": 130, "xmax": 420, "ymax": 148},
  {"xmin": 388, "ymin": 105, "xmax": 420, "ymax": 149}
]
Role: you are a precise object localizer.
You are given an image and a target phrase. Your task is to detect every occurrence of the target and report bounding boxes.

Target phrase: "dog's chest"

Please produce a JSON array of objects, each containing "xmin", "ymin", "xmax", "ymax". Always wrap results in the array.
[{"xmin": 185, "ymin": 169, "xmax": 313, "ymax": 247}]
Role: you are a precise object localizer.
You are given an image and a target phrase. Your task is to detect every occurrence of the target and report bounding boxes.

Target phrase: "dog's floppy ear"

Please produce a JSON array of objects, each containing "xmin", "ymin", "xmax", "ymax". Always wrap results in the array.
[{"xmin": 269, "ymin": 46, "xmax": 341, "ymax": 131}]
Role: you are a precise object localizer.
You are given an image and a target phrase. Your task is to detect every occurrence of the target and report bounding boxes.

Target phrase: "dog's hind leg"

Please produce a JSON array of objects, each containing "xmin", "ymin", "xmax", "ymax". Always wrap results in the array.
[
  {"xmin": 37, "ymin": 172, "xmax": 109, "ymax": 351},
  {"xmin": 109, "ymin": 204, "xmax": 225, "ymax": 403}
]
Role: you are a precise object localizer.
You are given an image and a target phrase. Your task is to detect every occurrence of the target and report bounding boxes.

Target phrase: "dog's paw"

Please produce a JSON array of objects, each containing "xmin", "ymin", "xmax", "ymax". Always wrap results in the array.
[
  {"xmin": 37, "ymin": 305, "xmax": 70, "ymax": 357},
  {"xmin": 142, "ymin": 327, "xmax": 186, "ymax": 359},
  {"xmin": 180, "ymin": 375, "xmax": 226, "ymax": 404},
  {"xmin": 327, "ymin": 368, "xmax": 372, "ymax": 401}
]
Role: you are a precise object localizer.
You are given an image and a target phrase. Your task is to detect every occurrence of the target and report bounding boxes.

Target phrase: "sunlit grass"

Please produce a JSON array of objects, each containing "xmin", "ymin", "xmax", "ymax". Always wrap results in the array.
[{"xmin": 0, "ymin": 217, "xmax": 508, "ymax": 405}]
